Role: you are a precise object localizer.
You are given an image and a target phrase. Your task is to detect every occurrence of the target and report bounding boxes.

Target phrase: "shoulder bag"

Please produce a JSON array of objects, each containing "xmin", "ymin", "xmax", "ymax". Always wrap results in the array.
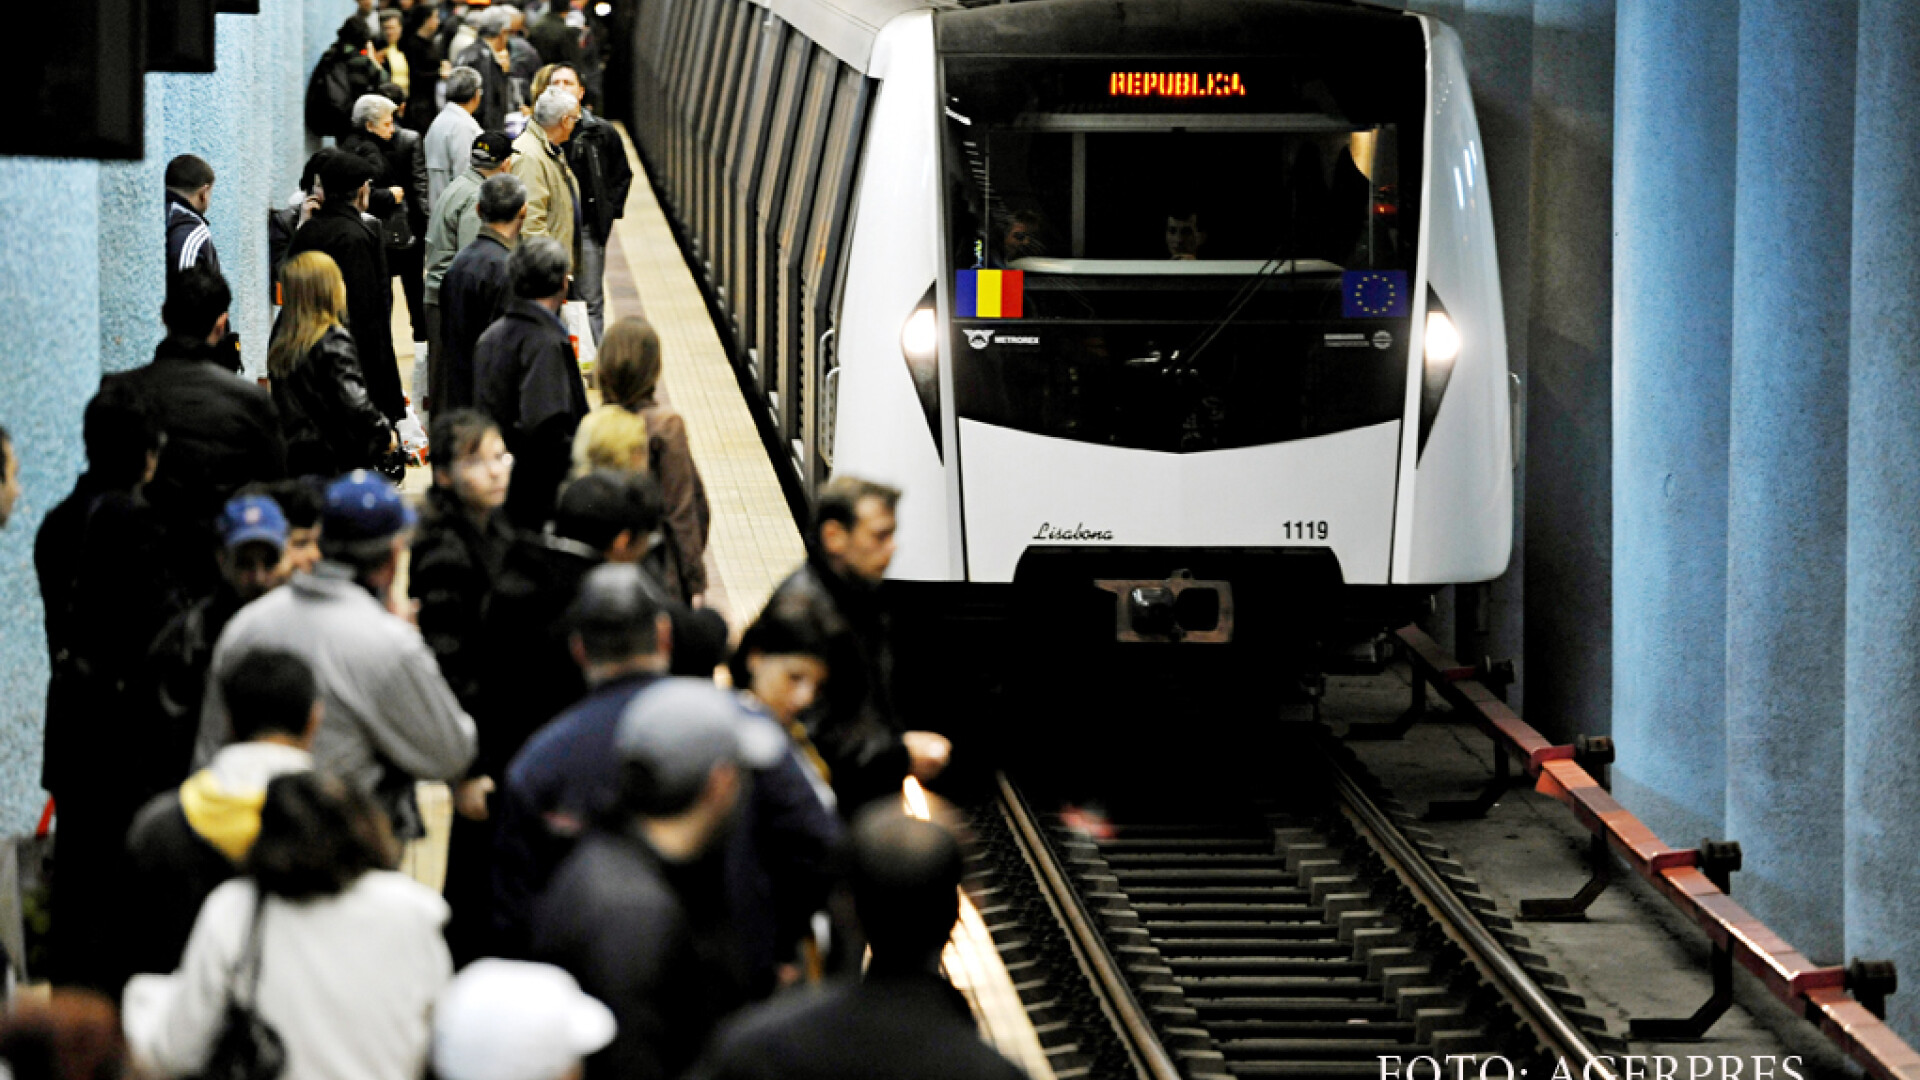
[{"xmin": 197, "ymin": 888, "xmax": 287, "ymax": 1080}]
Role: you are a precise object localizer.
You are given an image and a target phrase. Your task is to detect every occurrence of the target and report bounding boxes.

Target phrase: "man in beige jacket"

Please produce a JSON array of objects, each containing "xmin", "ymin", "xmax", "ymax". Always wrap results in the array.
[{"xmin": 511, "ymin": 87, "xmax": 583, "ymax": 271}]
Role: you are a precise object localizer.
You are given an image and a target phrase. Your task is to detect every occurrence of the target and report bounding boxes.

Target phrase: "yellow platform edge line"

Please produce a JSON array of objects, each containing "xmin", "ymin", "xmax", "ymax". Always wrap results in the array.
[
  {"xmin": 946, "ymin": 890, "xmax": 1059, "ymax": 1079},
  {"xmin": 608, "ymin": 124, "xmax": 806, "ymax": 630}
]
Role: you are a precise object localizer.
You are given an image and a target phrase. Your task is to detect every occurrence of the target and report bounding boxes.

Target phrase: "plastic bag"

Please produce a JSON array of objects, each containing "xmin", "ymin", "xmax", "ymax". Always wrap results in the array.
[
  {"xmin": 397, "ymin": 407, "xmax": 429, "ymax": 467},
  {"xmin": 562, "ymin": 300, "xmax": 598, "ymax": 377}
]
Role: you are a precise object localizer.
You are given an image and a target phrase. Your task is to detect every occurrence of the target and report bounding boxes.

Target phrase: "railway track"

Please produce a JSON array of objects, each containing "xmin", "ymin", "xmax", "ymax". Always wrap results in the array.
[{"xmin": 964, "ymin": 738, "xmax": 1621, "ymax": 1080}]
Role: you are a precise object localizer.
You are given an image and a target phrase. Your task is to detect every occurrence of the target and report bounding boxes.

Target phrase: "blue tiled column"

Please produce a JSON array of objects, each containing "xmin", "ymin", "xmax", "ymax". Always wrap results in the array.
[
  {"xmin": 0, "ymin": 161, "xmax": 101, "ymax": 835},
  {"xmin": 98, "ymin": 82, "xmax": 171, "ymax": 375},
  {"xmin": 1725, "ymin": 0, "xmax": 1855, "ymax": 965},
  {"xmin": 1611, "ymin": 0, "xmax": 1736, "ymax": 846},
  {"xmin": 268, "ymin": 1, "xmax": 310, "ymax": 185},
  {"xmin": 1521, "ymin": 0, "xmax": 1612, "ymax": 742},
  {"xmin": 1845, "ymin": 0, "xmax": 1920, "ymax": 1043}
]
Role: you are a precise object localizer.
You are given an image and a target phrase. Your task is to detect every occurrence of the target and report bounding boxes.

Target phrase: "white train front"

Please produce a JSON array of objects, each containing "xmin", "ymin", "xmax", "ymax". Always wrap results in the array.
[{"xmin": 630, "ymin": 0, "xmax": 1513, "ymax": 655}]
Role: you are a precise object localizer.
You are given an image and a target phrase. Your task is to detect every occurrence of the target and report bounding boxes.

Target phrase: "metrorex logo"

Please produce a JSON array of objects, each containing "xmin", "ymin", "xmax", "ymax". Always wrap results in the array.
[{"xmin": 965, "ymin": 330, "xmax": 1041, "ymax": 350}]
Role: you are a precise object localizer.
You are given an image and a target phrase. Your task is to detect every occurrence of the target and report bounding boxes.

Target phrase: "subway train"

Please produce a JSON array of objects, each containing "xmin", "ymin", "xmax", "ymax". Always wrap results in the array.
[{"xmin": 626, "ymin": 0, "xmax": 1513, "ymax": 684}]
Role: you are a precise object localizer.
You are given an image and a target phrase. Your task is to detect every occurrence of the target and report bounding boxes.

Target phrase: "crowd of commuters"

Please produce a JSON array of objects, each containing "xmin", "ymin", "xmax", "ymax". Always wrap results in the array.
[{"xmin": 0, "ymin": 8, "xmax": 1010, "ymax": 1078}]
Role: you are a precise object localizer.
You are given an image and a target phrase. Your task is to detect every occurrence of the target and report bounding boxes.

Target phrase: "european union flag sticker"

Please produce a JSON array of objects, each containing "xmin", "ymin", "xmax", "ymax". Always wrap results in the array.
[{"xmin": 1341, "ymin": 270, "xmax": 1409, "ymax": 318}]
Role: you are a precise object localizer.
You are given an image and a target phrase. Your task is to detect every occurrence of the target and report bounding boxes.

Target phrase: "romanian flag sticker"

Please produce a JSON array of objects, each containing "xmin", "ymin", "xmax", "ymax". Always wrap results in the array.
[{"xmin": 956, "ymin": 269, "xmax": 1024, "ymax": 319}]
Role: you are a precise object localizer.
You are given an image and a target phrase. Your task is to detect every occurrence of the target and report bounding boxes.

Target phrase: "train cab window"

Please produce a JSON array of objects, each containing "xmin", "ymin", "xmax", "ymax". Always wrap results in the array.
[{"xmin": 941, "ymin": 52, "xmax": 1427, "ymax": 453}]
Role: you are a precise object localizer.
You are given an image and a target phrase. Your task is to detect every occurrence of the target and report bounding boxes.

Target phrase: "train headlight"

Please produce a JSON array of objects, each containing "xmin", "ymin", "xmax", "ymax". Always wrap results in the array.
[
  {"xmin": 1425, "ymin": 310, "xmax": 1461, "ymax": 365},
  {"xmin": 901, "ymin": 307, "xmax": 939, "ymax": 361}
]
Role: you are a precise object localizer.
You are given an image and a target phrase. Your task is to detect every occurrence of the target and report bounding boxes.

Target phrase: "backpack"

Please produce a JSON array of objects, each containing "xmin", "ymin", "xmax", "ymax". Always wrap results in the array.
[{"xmin": 305, "ymin": 43, "xmax": 380, "ymax": 139}]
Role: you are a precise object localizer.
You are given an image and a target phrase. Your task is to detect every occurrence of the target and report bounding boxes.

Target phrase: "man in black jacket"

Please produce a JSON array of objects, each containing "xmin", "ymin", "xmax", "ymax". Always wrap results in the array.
[
  {"xmin": 125, "ymin": 648, "xmax": 317, "ymax": 979},
  {"xmin": 475, "ymin": 234, "xmax": 588, "ymax": 529},
  {"xmin": 768, "ymin": 477, "xmax": 950, "ymax": 815},
  {"xmin": 287, "ymin": 151, "xmax": 405, "ymax": 420},
  {"xmin": 539, "ymin": 64, "xmax": 633, "ymax": 344},
  {"xmin": 531, "ymin": 677, "xmax": 788, "ymax": 1080},
  {"xmin": 691, "ymin": 807, "xmax": 1026, "ymax": 1080},
  {"xmin": 529, "ymin": 3, "xmax": 585, "ymax": 70},
  {"xmin": 457, "ymin": 7, "xmax": 519, "ymax": 134},
  {"xmin": 105, "ymin": 267, "xmax": 285, "ymax": 598},
  {"xmin": 441, "ymin": 172, "xmax": 528, "ymax": 410},
  {"xmin": 479, "ymin": 470, "xmax": 727, "ymax": 792},
  {"xmin": 34, "ymin": 385, "xmax": 179, "ymax": 994}
]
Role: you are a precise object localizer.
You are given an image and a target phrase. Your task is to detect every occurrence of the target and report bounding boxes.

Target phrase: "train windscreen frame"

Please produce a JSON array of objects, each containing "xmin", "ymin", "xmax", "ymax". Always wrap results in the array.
[{"xmin": 941, "ymin": 35, "xmax": 1428, "ymax": 455}]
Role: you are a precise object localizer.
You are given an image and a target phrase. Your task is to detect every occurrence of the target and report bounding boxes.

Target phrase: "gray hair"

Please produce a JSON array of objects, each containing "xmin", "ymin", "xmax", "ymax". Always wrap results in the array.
[
  {"xmin": 445, "ymin": 66, "xmax": 484, "ymax": 106},
  {"xmin": 509, "ymin": 235, "xmax": 571, "ymax": 300},
  {"xmin": 532, "ymin": 87, "xmax": 578, "ymax": 130},
  {"xmin": 351, "ymin": 93, "xmax": 397, "ymax": 129},
  {"xmin": 472, "ymin": 7, "xmax": 513, "ymax": 36},
  {"xmin": 477, "ymin": 173, "xmax": 529, "ymax": 225}
]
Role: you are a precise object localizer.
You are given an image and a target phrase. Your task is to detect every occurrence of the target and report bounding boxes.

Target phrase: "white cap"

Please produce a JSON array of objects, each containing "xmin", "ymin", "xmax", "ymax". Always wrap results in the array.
[{"xmin": 432, "ymin": 960, "xmax": 618, "ymax": 1080}]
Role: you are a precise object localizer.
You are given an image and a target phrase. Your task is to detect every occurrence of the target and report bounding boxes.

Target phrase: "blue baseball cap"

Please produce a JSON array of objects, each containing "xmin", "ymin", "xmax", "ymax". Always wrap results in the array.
[
  {"xmin": 218, "ymin": 494, "xmax": 289, "ymax": 553},
  {"xmin": 322, "ymin": 470, "xmax": 419, "ymax": 542}
]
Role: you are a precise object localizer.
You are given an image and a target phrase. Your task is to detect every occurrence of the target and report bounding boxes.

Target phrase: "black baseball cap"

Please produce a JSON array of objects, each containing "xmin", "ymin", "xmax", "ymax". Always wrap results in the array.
[{"xmin": 471, "ymin": 131, "xmax": 515, "ymax": 169}]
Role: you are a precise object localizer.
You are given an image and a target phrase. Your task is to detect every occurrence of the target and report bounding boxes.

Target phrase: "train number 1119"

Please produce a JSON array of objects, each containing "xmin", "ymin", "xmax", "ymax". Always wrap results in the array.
[{"xmin": 1285, "ymin": 520, "xmax": 1330, "ymax": 541}]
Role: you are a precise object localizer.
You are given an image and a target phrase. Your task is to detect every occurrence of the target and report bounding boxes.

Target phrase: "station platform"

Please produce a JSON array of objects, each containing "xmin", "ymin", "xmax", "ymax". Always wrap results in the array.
[
  {"xmin": 1334, "ymin": 668, "xmax": 1857, "ymax": 1077},
  {"xmin": 383, "ymin": 127, "xmax": 1049, "ymax": 1065}
]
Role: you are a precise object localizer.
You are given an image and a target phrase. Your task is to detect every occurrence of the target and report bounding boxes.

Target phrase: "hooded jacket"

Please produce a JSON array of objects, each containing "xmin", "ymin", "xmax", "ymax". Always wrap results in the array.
[
  {"xmin": 195, "ymin": 563, "xmax": 478, "ymax": 835},
  {"xmin": 124, "ymin": 742, "xmax": 313, "ymax": 976}
]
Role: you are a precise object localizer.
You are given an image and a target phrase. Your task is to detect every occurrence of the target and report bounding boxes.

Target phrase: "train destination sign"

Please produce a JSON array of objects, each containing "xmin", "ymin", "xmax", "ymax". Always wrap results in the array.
[{"xmin": 1108, "ymin": 71, "xmax": 1249, "ymax": 98}]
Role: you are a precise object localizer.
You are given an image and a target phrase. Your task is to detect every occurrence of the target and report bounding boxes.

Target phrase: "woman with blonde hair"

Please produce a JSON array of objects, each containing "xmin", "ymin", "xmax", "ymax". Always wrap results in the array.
[
  {"xmin": 571, "ymin": 403, "xmax": 649, "ymax": 478},
  {"xmin": 596, "ymin": 317, "xmax": 709, "ymax": 604},
  {"xmin": 269, "ymin": 251, "xmax": 396, "ymax": 477}
]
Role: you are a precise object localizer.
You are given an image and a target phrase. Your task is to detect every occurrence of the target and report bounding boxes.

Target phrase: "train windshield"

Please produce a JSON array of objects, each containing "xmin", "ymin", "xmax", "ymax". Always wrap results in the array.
[{"xmin": 943, "ymin": 53, "xmax": 1427, "ymax": 452}]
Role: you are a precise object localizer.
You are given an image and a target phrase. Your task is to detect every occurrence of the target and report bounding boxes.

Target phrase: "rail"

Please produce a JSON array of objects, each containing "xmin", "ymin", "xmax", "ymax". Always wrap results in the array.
[
  {"xmin": 1328, "ymin": 755, "xmax": 1620, "ymax": 1080},
  {"xmin": 995, "ymin": 773, "xmax": 1184, "ymax": 1080},
  {"xmin": 1393, "ymin": 624, "xmax": 1920, "ymax": 1080}
]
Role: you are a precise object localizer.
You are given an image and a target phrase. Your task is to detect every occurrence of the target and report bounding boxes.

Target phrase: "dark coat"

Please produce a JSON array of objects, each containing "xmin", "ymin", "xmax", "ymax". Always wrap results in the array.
[
  {"xmin": 338, "ymin": 127, "xmax": 429, "ymax": 248},
  {"xmin": 146, "ymin": 586, "xmax": 244, "ymax": 780},
  {"xmin": 494, "ymin": 671, "xmax": 838, "ymax": 989},
  {"xmin": 456, "ymin": 41, "xmax": 515, "ymax": 136},
  {"xmin": 474, "ymin": 299, "xmax": 588, "ymax": 529},
  {"xmin": 409, "ymin": 484, "xmax": 514, "ymax": 713},
  {"xmin": 105, "ymin": 335, "xmax": 287, "ymax": 594},
  {"xmin": 107, "ymin": 336, "xmax": 285, "ymax": 520},
  {"xmin": 476, "ymin": 533, "xmax": 730, "ymax": 783},
  {"xmin": 122, "ymin": 795, "xmax": 235, "ymax": 978},
  {"xmin": 692, "ymin": 971, "xmax": 1029, "ymax": 1080},
  {"xmin": 399, "ymin": 32, "xmax": 440, "ymax": 133},
  {"xmin": 272, "ymin": 325, "xmax": 394, "ymax": 477},
  {"xmin": 34, "ymin": 481, "xmax": 187, "ymax": 798},
  {"xmin": 286, "ymin": 202, "xmax": 402, "ymax": 419},
  {"xmin": 768, "ymin": 559, "xmax": 910, "ymax": 814},
  {"xmin": 527, "ymin": 13, "xmax": 583, "ymax": 71},
  {"xmin": 438, "ymin": 228, "xmax": 516, "ymax": 411},
  {"xmin": 532, "ymin": 831, "xmax": 751, "ymax": 1080},
  {"xmin": 567, "ymin": 112, "xmax": 633, "ymax": 247}
]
